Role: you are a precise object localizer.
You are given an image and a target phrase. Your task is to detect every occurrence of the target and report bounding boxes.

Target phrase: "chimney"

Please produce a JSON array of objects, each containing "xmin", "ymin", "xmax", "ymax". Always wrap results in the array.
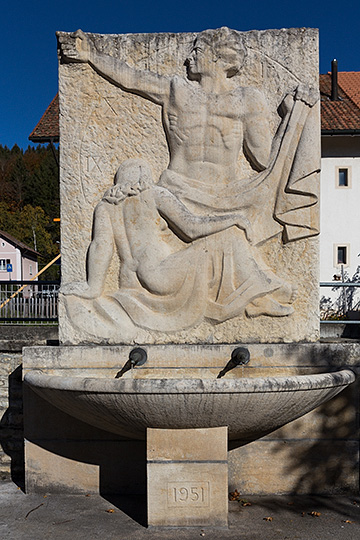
[{"xmin": 331, "ymin": 59, "xmax": 338, "ymax": 101}]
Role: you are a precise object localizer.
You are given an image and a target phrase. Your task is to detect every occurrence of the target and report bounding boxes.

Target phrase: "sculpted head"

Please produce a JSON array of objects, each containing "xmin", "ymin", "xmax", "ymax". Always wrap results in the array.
[
  {"xmin": 185, "ymin": 27, "xmax": 246, "ymax": 79},
  {"xmin": 114, "ymin": 159, "xmax": 153, "ymax": 191},
  {"xmin": 103, "ymin": 159, "xmax": 154, "ymax": 204}
]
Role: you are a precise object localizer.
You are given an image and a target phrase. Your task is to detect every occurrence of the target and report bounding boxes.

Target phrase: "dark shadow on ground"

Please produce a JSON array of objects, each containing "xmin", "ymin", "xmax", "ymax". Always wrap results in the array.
[
  {"xmin": 0, "ymin": 365, "xmax": 25, "ymax": 490},
  {"xmin": 228, "ymin": 343, "xmax": 359, "ymax": 505},
  {"xmin": 269, "ymin": 343, "xmax": 359, "ymax": 496},
  {"xmin": 23, "ymin": 383, "xmax": 147, "ymax": 526},
  {"xmin": 102, "ymin": 494, "xmax": 147, "ymax": 527}
]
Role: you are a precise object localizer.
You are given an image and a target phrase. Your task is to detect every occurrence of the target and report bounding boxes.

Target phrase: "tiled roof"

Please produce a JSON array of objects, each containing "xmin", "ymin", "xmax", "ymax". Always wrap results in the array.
[
  {"xmin": 29, "ymin": 94, "xmax": 59, "ymax": 143},
  {"xmin": 338, "ymin": 72, "xmax": 360, "ymax": 108},
  {"xmin": 320, "ymin": 72, "xmax": 360, "ymax": 132},
  {"xmin": 0, "ymin": 230, "xmax": 40, "ymax": 257}
]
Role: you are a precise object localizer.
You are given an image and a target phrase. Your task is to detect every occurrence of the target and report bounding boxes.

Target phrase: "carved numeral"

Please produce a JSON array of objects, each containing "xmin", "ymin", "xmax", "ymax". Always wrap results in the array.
[
  {"xmin": 168, "ymin": 482, "xmax": 209, "ymax": 507},
  {"xmin": 86, "ymin": 156, "xmax": 103, "ymax": 173}
]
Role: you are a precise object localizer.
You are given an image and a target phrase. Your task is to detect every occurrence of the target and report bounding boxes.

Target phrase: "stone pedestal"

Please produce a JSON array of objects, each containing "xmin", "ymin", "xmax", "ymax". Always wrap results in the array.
[{"xmin": 147, "ymin": 427, "xmax": 228, "ymax": 528}]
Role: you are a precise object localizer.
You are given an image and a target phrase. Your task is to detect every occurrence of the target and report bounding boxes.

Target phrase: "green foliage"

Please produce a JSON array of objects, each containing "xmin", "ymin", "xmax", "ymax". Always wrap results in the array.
[{"xmin": 0, "ymin": 144, "xmax": 60, "ymax": 279}]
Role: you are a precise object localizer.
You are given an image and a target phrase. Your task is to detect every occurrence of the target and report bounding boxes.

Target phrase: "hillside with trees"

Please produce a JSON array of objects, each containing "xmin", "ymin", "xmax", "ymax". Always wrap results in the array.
[{"xmin": 0, "ymin": 144, "xmax": 60, "ymax": 279}]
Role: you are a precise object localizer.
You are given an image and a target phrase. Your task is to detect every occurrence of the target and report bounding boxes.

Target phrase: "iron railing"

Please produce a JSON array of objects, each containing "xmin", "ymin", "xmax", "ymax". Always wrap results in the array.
[
  {"xmin": 0, "ymin": 280, "xmax": 359, "ymax": 325},
  {"xmin": 0, "ymin": 280, "xmax": 60, "ymax": 324},
  {"xmin": 320, "ymin": 281, "xmax": 360, "ymax": 324}
]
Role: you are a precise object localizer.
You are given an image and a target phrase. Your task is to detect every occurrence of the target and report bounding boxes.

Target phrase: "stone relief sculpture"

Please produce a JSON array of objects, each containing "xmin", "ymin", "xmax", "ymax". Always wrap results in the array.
[{"xmin": 58, "ymin": 27, "xmax": 320, "ymax": 342}]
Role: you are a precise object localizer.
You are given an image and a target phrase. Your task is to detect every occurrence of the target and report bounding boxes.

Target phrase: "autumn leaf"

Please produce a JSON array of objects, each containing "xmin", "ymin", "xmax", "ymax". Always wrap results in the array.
[
  {"xmin": 342, "ymin": 520, "xmax": 354, "ymax": 524},
  {"xmin": 106, "ymin": 509, "xmax": 115, "ymax": 513},
  {"xmin": 263, "ymin": 516, "xmax": 273, "ymax": 522},
  {"xmin": 229, "ymin": 489, "xmax": 240, "ymax": 501},
  {"xmin": 309, "ymin": 511, "xmax": 321, "ymax": 517}
]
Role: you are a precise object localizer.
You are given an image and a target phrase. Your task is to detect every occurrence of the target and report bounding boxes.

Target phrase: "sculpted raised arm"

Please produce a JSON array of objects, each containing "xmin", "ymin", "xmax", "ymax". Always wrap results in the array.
[
  {"xmin": 57, "ymin": 30, "xmax": 171, "ymax": 105},
  {"xmin": 61, "ymin": 202, "xmax": 114, "ymax": 299},
  {"xmin": 243, "ymin": 89, "xmax": 272, "ymax": 171}
]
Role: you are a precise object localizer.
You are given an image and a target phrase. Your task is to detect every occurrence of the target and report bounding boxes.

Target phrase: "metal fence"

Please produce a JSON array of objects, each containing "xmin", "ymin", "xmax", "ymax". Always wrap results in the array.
[
  {"xmin": 320, "ymin": 281, "xmax": 360, "ymax": 324},
  {"xmin": 0, "ymin": 281, "xmax": 60, "ymax": 324},
  {"xmin": 0, "ymin": 280, "xmax": 359, "ymax": 325}
]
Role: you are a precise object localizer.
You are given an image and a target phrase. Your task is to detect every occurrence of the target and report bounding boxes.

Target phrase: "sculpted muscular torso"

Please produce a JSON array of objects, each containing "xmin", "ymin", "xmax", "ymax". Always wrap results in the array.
[{"xmin": 59, "ymin": 29, "xmax": 272, "ymax": 183}]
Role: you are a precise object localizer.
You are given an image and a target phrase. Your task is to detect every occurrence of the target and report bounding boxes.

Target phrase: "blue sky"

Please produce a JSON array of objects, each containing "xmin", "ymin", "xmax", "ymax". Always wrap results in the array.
[{"xmin": 2, "ymin": 0, "xmax": 360, "ymax": 150}]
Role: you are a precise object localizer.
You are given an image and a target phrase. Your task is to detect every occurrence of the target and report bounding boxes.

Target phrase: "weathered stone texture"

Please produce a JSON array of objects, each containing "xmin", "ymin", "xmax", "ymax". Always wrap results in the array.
[
  {"xmin": 58, "ymin": 27, "xmax": 320, "ymax": 345},
  {"xmin": 0, "ymin": 353, "xmax": 23, "ymax": 482},
  {"xmin": 22, "ymin": 342, "xmax": 360, "ymax": 494},
  {"xmin": 147, "ymin": 427, "xmax": 228, "ymax": 527}
]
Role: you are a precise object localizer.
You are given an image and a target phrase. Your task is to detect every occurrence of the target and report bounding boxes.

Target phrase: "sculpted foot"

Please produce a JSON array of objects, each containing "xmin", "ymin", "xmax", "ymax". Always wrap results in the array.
[
  {"xmin": 246, "ymin": 297, "xmax": 294, "ymax": 318},
  {"xmin": 271, "ymin": 283, "xmax": 298, "ymax": 305}
]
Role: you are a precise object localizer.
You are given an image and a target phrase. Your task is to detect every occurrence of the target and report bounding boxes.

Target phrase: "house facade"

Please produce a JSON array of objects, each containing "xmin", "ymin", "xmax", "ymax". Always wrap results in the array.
[
  {"xmin": 320, "ymin": 70, "xmax": 360, "ymax": 294},
  {"xmin": 0, "ymin": 230, "xmax": 39, "ymax": 281}
]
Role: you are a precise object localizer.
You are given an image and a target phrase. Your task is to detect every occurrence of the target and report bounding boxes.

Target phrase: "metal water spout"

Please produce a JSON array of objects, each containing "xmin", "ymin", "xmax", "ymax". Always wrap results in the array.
[
  {"xmin": 216, "ymin": 347, "xmax": 250, "ymax": 378},
  {"xmin": 115, "ymin": 347, "xmax": 147, "ymax": 378}
]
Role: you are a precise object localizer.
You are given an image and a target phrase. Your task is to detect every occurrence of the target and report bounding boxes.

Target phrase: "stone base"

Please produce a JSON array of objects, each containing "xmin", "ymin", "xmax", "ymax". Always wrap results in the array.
[
  {"xmin": 22, "ymin": 343, "xmax": 359, "ymax": 498},
  {"xmin": 147, "ymin": 427, "xmax": 228, "ymax": 528}
]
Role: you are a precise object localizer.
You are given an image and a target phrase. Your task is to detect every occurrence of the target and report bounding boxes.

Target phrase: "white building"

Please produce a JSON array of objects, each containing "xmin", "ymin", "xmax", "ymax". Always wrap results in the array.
[{"xmin": 320, "ymin": 68, "xmax": 360, "ymax": 312}]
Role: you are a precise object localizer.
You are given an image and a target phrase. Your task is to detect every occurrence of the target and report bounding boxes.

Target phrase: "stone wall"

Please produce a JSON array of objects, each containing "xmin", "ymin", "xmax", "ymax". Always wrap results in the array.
[
  {"xmin": 0, "ymin": 352, "xmax": 23, "ymax": 483},
  {"xmin": 0, "ymin": 326, "xmax": 58, "ymax": 484}
]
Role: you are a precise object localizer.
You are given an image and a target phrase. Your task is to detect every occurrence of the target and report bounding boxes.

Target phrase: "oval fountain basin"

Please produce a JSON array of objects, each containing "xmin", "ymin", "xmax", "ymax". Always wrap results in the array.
[{"xmin": 24, "ymin": 369, "xmax": 355, "ymax": 442}]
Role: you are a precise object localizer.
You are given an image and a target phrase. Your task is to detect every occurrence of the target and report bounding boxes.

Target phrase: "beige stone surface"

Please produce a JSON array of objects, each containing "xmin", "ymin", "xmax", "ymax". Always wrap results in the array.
[
  {"xmin": 147, "ymin": 428, "xmax": 228, "ymax": 527},
  {"xmin": 23, "ymin": 341, "xmax": 360, "ymax": 376},
  {"xmin": 147, "ymin": 427, "xmax": 227, "ymax": 461},
  {"xmin": 57, "ymin": 27, "xmax": 320, "ymax": 345},
  {"xmin": 25, "ymin": 440, "xmax": 99, "ymax": 494},
  {"xmin": 22, "ymin": 344, "xmax": 359, "ymax": 495},
  {"xmin": 228, "ymin": 439, "xmax": 359, "ymax": 494}
]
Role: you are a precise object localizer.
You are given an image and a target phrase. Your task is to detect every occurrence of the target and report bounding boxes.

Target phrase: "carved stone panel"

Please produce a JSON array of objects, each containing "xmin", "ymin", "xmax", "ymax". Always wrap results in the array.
[{"xmin": 57, "ymin": 27, "xmax": 320, "ymax": 345}]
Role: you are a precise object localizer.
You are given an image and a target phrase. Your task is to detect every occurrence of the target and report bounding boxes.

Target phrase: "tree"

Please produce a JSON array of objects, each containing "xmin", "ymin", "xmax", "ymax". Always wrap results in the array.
[{"xmin": 0, "ymin": 144, "xmax": 60, "ymax": 278}]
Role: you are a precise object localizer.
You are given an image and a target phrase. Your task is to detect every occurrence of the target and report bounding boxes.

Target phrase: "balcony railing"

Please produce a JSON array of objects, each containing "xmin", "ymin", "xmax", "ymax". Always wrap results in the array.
[
  {"xmin": 320, "ymin": 281, "xmax": 360, "ymax": 324},
  {"xmin": 0, "ymin": 280, "xmax": 359, "ymax": 325},
  {"xmin": 0, "ymin": 281, "xmax": 60, "ymax": 324}
]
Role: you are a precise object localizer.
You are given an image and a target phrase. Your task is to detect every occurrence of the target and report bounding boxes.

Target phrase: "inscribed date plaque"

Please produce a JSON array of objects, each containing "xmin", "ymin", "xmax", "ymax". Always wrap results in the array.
[{"xmin": 167, "ymin": 482, "xmax": 210, "ymax": 507}]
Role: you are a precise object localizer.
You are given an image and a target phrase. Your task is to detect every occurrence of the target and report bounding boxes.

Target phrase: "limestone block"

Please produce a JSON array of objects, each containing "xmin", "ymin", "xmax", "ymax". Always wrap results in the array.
[
  {"xmin": 57, "ymin": 27, "xmax": 320, "ymax": 345},
  {"xmin": 147, "ymin": 427, "xmax": 228, "ymax": 527}
]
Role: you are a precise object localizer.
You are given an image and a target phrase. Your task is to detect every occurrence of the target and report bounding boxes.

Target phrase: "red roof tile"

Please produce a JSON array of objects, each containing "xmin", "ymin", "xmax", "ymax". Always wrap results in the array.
[
  {"xmin": 320, "ymin": 72, "xmax": 360, "ymax": 132},
  {"xmin": 338, "ymin": 72, "xmax": 360, "ymax": 109},
  {"xmin": 29, "ymin": 94, "xmax": 59, "ymax": 143}
]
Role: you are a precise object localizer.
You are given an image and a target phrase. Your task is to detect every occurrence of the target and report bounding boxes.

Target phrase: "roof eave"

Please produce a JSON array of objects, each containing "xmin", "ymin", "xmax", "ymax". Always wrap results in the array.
[
  {"xmin": 28, "ymin": 135, "xmax": 60, "ymax": 144},
  {"xmin": 321, "ymin": 129, "xmax": 360, "ymax": 136}
]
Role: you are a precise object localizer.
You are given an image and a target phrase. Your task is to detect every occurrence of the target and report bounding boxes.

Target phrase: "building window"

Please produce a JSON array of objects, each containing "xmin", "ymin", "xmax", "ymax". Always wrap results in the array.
[
  {"xmin": 334, "ymin": 244, "xmax": 350, "ymax": 267},
  {"xmin": 336, "ymin": 166, "xmax": 351, "ymax": 188},
  {"xmin": 1, "ymin": 242, "xmax": 5, "ymax": 248},
  {"xmin": 337, "ymin": 246, "xmax": 347, "ymax": 264},
  {"xmin": 338, "ymin": 169, "xmax": 348, "ymax": 186},
  {"xmin": 0, "ymin": 259, "xmax": 10, "ymax": 271}
]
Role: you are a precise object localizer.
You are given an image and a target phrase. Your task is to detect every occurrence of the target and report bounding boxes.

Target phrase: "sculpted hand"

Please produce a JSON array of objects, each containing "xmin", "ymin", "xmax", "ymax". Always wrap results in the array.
[
  {"xmin": 295, "ymin": 84, "xmax": 319, "ymax": 107},
  {"xmin": 60, "ymin": 281, "xmax": 100, "ymax": 299},
  {"xmin": 58, "ymin": 29, "xmax": 93, "ymax": 63},
  {"xmin": 235, "ymin": 217, "xmax": 253, "ymax": 243}
]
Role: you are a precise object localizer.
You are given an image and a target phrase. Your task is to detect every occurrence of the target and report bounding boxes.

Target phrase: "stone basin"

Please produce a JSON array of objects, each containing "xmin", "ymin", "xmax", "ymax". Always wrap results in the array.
[{"xmin": 24, "ymin": 368, "xmax": 355, "ymax": 442}]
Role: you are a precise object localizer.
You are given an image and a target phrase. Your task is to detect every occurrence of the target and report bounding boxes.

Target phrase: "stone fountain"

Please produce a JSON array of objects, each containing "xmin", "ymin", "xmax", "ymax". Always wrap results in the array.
[{"xmin": 23, "ymin": 26, "xmax": 358, "ymax": 528}]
